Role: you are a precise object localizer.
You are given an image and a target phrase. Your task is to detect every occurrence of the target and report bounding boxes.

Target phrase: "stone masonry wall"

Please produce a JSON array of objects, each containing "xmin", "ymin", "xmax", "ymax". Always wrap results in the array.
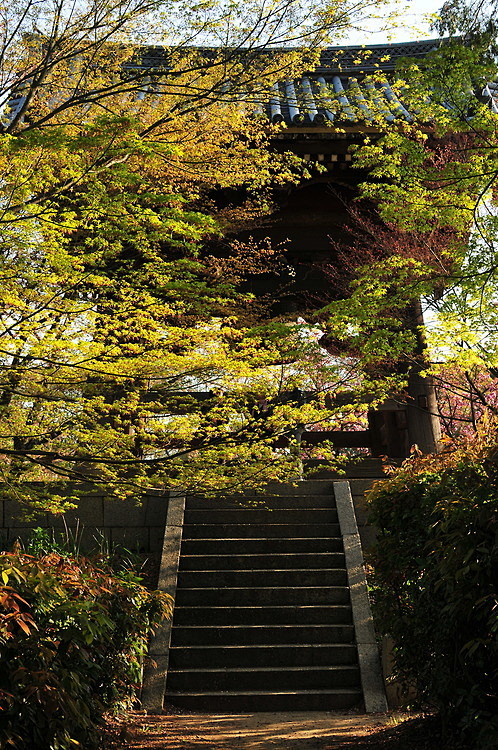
[{"xmin": 0, "ymin": 487, "xmax": 170, "ymax": 555}]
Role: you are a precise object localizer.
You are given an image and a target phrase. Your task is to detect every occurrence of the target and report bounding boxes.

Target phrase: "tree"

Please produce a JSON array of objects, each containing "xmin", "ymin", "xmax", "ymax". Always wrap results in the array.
[
  {"xmin": 0, "ymin": 0, "xmax": 396, "ymax": 508},
  {"xmin": 367, "ymin": 416, "xmax": 498, "ymax": 748},
  {"xmin": 319, "ymin": 24, "xmax": 498, "ymax": 440}
]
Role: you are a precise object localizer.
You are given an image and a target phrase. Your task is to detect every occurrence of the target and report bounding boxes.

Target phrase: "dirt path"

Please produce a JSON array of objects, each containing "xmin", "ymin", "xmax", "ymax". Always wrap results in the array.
[{"xmin": 107, "ymin": 710, "xmax": 397, "ymax": 749}]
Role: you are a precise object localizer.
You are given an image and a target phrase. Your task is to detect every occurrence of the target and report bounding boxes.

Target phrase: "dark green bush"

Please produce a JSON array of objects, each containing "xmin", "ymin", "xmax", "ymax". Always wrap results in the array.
[
  {"xmin": 367, "ymin": 423, "xmax": 498, "ymax": 748},
  {"xmin": 0, "ymin": 548, "xmax": 172, "ymax": 750}
]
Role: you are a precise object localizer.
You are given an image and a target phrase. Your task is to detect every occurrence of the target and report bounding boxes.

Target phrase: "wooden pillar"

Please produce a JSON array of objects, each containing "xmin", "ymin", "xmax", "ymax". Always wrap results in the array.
[
  {"xmin": 368, "ymin": 300, "xmax": 441, "ymax": 458},
  {"xmin": 404, "ymin": 366, "xmax": 441, "ymax": 455},
  {"xmin": 403, "ymin": 298, "xmax": 441, "ymax": 454}
]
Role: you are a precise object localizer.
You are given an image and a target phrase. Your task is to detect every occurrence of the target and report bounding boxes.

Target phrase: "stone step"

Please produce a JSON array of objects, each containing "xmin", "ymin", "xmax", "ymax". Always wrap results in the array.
[
  {"xmin": 180, "ymin": 537, "xmax": 344, "ymax": 554},
  {"xmin": 183, "ymin": 509, "xmax": 338, "ymax": 525},
  {"xmin": 162, "ymin": 479, "xmax": 366, "ymax": 713},
  {"xmin": 170, "ymin": 624, "xmax": 355, "ymax": 646},
  {"xmin": 172, "ymin": 605, "xmax": 353, "ymax": 626},
  {"xmin": 175, "ymin": 586, "xmax": 351, "ymax": 607},
  {"xmin": 304, "ymin": 460, "xmax": 385, "ymax": 481},
  {"xmin": 169, "ymin": 643, "xmax": 358, "ymax": 669},
  {"xmin": 349, "ymin": 479, "xmax": 381, "ymax": 495},
  {"xmin": 179, "ymin": 552, "xmax": 346, "ymax": 570},
  {"xmin": 186, "ymin": 494, "xmax": 337, "ymax": 510},
  {"xmin": 182, "ymin": 523, "xmax": 342, "ymax": 539},
  {"xmin": 167, "ymin": 665, "xmax": 360, "ymax": 691},
  {"xmin": 166, "ymin": 689, "xmax": 362, "ymax": 712},
  {"xmin": 176, "ymin": 568, "xmax": 348, "ymax": 588},
  {"xmin": 257, "ymin": 481, "xmax": 335, "ymax": 495}
]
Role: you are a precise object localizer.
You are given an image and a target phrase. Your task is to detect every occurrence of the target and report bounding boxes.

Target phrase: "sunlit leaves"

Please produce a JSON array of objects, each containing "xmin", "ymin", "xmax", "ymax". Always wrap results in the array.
[
  {"xmin": 0, "ymin": 547, "xmax": 171, "ymax": 748},
  {"xmin": 367, "ymin": 421, "xmax": 498, "ymax": 746},
  {"xmin": 342, "ymin": 33, "xmax": 498, "ymax": 434}
]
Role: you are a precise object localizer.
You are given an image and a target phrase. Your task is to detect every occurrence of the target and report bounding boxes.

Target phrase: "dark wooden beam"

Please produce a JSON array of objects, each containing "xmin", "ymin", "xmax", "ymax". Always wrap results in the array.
[{"xmin": 273, "ymin": 430, "xmax": 371, "ymax": 449}]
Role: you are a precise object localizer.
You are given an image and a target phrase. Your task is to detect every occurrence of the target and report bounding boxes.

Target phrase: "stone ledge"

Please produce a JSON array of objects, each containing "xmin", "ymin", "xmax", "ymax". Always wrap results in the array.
[{"xmin": 334, "ymin": 481, "xmax": 388, "ymax": 714}]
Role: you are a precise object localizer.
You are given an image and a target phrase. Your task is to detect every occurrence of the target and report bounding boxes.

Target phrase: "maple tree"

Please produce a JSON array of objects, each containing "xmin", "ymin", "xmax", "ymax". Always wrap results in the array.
[
  {"xmin": 319, "ymin": 23, "xmax": 498, "ymax": 441},
  {"xmin": 0, "ymin": 0, "xmax": 399, "ymax": 507}
]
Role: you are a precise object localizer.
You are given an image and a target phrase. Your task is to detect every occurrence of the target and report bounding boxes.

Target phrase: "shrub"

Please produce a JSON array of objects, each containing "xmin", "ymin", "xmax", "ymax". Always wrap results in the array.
[
  {"xmin": 0, "ymin": 548, "xmax": 172, "ymax": 750},
  {"xmin": 367, "ymin": 417, "xmax": 498, "ymax": 749}
]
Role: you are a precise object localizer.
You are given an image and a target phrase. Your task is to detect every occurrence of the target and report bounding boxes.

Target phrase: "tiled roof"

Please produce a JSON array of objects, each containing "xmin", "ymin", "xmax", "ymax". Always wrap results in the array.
[
  {"xmin": 256, "ymin": 39, "xmax": 442, "ymax": 127},
  {"xmin": 312, "ymin": 39, "xmax": 440, "ymax": 75},
  {"xmin": 260, "ymin": 74, "xmax": 413, "ymax": 126},
  {"xmin": 133, "ymin": 39, "xmax": 439, "ymax": 75},
  {"xmin": 6, "ymin": 39, "xmax": 496, "ymax": 129},
  {"xmin": 253, "ymin": 40, "xmax": 498, "ymax": 127},
  {"xmin": 129, "ymin": 39, "xmax": 439, "ymax": 127}
]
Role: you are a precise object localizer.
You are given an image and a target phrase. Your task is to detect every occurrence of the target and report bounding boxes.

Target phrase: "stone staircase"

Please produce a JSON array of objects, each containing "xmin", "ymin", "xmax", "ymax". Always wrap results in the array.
[{"xmin": 165, "ymin": 481, "xmax": 365, "ymax": 711}]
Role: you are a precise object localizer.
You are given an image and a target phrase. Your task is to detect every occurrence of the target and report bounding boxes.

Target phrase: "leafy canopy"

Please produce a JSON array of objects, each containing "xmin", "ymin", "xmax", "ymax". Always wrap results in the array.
[
  {"xmin": 321, "ymin": 24, "xmax": 498, "ymax": 437},
  {"xmin": 0, "ymin": 0, "xmax": 397, "ymax": 506}
]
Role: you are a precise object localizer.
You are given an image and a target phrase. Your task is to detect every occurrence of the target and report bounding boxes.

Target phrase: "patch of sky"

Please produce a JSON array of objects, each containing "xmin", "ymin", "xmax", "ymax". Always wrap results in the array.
[{"xmin": 343, "ymin": 0, "xmax": 438, "ymax": 45}]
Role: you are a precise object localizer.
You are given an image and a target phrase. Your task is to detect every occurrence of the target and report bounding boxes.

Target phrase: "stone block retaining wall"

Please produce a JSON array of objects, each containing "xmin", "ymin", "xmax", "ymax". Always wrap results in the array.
[{"xmin": 0, "ymin": 488, "xmax": 170, "ymax": 555}]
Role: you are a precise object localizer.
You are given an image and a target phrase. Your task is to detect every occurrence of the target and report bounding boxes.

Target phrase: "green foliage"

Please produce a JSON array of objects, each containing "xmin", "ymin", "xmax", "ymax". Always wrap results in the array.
[
  {"xmin": 0, "ymin": 1, "xmax": 395, "ymax": 506},
  {"xmin": 0, "ymin": 548, "xmax": 172, "ymax": 750},
  {"xmin": 21, "ymin": 526, "xmax": 79, "ymax": 557},
  {"xmin": 367, "ymin": 417, "xmax": 498, "ymax": 748},
  {"xmin": 319, "ymin": 254, "xmax": 430, "ymax": 368},
  {"xmin": 325, "ymin": 31, "xmax": 498, "ymax": 429},
  {"xmin": 424, "ymin": 212, "xmax": 498, "ymax": 378},
  {"xmin": 354, "ymin": 40, "xmax": 498, "ymax": 233}
]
